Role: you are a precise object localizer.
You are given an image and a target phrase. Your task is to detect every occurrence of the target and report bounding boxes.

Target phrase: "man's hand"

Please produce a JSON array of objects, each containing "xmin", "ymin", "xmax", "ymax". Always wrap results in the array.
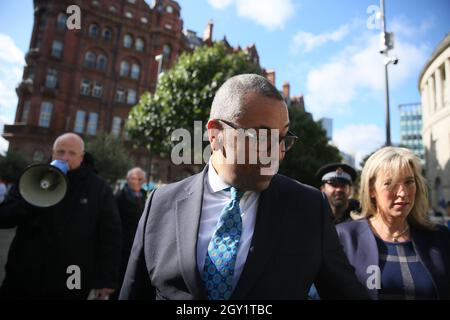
[{"xmin": 88, "ymin": 288, "xmax": 115, "ymax": 300}]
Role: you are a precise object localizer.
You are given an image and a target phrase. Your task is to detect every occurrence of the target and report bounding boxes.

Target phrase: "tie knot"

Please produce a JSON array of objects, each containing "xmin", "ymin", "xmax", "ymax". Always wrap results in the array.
[{"xmin": 230, "ymin": 187, "xmax": 244, "ymax": 201}]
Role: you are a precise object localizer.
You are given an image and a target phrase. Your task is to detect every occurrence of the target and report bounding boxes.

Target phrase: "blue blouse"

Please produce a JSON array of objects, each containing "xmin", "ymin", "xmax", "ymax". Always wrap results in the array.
[{"xmin": 375, "ymin": 236, "xmax": 437, "ymax": 299}]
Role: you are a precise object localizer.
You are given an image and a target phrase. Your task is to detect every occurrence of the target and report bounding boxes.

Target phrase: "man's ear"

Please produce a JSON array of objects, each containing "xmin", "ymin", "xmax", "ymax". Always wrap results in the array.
[{"xmin": 207, "ymin": 119, "xmax": 223, "ymax": 151}]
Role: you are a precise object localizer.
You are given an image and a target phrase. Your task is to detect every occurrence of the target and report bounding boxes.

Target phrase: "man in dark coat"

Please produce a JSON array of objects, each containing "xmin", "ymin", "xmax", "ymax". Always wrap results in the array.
[
  {"xmin": 114, "ymin": 167, "xmax": 147, "ymax": 295},
  {"xmin": 0, "ymin": 133, "xmax": 122, "ymax": 300}
]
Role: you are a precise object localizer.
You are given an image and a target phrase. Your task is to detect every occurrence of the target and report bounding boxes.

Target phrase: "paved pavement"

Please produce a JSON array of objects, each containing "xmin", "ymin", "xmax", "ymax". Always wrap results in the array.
[{"xmin": 0, "ymin": 229, "xmax": 15, "ymax": 284}]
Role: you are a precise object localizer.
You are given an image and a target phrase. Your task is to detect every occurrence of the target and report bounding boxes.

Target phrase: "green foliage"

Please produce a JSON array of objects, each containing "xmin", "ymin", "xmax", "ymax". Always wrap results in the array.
[
  {"xmin": 85, "ymin": 133, "xmax": 129, "ymax": 185},
  {"xmin": 279, "ymin": 108, "xmax": 342, "ymax": 187},
  {"xmin": 0, "ymin": 150, "xmax": 28, "ymax": 183},
  {"xmin": 126, "ymin": 41, "xmax": 262, "ymax": 155}
]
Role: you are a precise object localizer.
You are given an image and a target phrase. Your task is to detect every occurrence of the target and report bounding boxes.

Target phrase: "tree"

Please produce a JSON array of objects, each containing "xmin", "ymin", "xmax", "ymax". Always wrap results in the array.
[
  {"xmin": 279, "ymin": 107, "xmax": 342, "ymax": 187},
  {"xmin": 126, "ymin": 41, "xmax": 262, "ymax": 156},
  {"xmin": 85, "ymin": 133, "xmax": 129, "ymax": 185},
  {"xmin": 0, "ymin": 150, "xmax": 28, "ymax": 183}
]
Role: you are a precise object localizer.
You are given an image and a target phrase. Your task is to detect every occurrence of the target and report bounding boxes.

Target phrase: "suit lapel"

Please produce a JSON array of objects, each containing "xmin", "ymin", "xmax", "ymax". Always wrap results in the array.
[
  {"xmin": 175, "ymin": 168, "xmax": 207, "ymax": 299},
  {"xmin": 231, "ymin": 176, "xmax": 282, "ymax": 299}
]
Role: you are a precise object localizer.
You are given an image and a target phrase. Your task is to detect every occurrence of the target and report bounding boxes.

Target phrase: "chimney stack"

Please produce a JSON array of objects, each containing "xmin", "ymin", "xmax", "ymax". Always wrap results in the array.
[{"xmin": 266, "ymin": 69, "xmax": 276, "ymax": 86}]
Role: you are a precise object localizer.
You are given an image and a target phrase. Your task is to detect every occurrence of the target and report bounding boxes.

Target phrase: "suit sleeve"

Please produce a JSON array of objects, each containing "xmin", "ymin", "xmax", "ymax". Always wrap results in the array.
[
  {"xmin": 314, "ymin": 193, "xmax": 370, "ymax": 299},
  {"xmin": 94, "ymin": 183, "xmax": 122, "ymax": 290},
  {"xmin": 119, "ymin": 190, "xmax": 156, "ymax": 300}
]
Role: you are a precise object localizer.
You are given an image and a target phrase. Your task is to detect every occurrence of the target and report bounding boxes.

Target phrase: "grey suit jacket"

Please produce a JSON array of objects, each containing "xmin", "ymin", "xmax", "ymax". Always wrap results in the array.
[{"xmin": 119, "ymin": 167, "xmax": 368, "ymax": 300}]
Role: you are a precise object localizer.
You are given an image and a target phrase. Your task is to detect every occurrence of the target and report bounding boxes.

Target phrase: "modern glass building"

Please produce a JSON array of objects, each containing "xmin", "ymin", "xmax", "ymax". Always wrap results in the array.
[{"xmin": 398, "ymin": 103, "xmax": 425, "ymax": 163}]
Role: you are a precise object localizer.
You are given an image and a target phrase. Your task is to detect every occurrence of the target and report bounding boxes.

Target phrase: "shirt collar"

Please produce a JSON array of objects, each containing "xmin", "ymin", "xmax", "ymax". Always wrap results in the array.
[{"xmin": 208, "ymin": 160, "xmax": 231, "ymax": 193}]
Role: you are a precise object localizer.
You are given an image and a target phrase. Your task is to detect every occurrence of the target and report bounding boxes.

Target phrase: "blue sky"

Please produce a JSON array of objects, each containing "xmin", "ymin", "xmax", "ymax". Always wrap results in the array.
[{"xmin": 1, "ymin": 0, "xmax": 449, "ymax": 164}]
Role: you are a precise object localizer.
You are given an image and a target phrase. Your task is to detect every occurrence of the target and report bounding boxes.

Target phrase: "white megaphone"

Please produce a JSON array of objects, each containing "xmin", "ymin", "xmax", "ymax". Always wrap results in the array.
[{"xmin": 18, "ymin": 159, "xmax": 69, "ymax": 207}]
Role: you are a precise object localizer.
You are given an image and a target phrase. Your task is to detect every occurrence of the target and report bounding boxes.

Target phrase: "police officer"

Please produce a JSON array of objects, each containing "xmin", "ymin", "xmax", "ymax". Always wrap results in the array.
[{"xmin": 316, "ymin": 163, "xmax": 359, "ymax": 224}]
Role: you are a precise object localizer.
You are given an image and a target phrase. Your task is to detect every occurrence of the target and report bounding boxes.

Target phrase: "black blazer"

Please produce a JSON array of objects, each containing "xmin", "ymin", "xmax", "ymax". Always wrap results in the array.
[{"xmin": 119, "ymin": 167, "xmax": 368, "ymax": 300}]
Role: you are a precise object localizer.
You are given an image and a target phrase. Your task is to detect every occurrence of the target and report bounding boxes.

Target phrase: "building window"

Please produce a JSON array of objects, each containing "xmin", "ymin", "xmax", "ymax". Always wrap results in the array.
[
  {"xmin": 166, "ymin": 5, "xmax": 173, "ymax": 13},
  {"xmin": 97, "ymin": 55, "xmax": 108, "ymax": 71},
  {"xmin": 38, "ymin": 102, "xmax": 53, "ymax": 127},
  {"xmin": 103, "ymin": 28, "xmax": 112, "ymax": 41},
  {"xmin": 127, "ymin": 0, "xmax": 136, "ymax": 3},
  {"xmin": 125, "ymin": 11, "xmax": 133, "ymax": 19},
  {"xmin": 21, "ymin": 100, "xmax": 31, "ymax": 123},
  {"xmin": 141, "ymin": 17, "xmax": 148, "ymax": 24},
  {"xmin": 86, "ymin": 112, "xmax": 98, "ymax": 135},
  {"xmin": 120, "ymin": 61, "xmax": 130, "ymax": 77},
  {"xmin": 92, "ymin": 82, "xmax": 103, "ymax": 98},
  {"xmin": 109, "ymin": 5, "xmax": 117, "ymax": 13},
  {"xmin": 131, "ymin": 64, "xmax": 140, "ymax": 80},
  {"xmin": 163, "ymin": 44, "xmax": 172, "ymax": 58},
  {"xmin": 91, "ymin": 0, "xmax": 100, "ymax": 6},
  {"xmin": 89, "ymin": 24, "xmax": 100, "ymax": 38},
  {"xmin": 51, "ymin": 40, "xmax": 64, "ymax": 58},
  {"xmin": 74, "ymin": 110, "xmax": 86, "ymax": 133},
  {"xmin": 123, "ymin": 34, "xmax": 133, "ymax": 48},
  {"xmin": 164, "ymin": 24, "xmax": 173, "ymax": 30},
  {"xmin": 127, "ymin": 89, "xmax": 137, "ymax": 104},
  {"xmin": 111, "ymin": 117, "xmax": 122, "ymax": 137},
  {"xmin": 84, "ymin": 51, "xmax": 96, "ymax": 68},
  {"xmin": 33, "ymin": 150, "xmax": 45, "ymax": 162},
  {"xmin": 45, "ymin": 69, "xmax": 58, "ymax": 88},
  {"xmin": 135, "ymin": 38, "xmax": 145, "ymax": 52},
  {"xmin": 115, "ymin": 88, "xmax": 126, "ymax": 103},
  {"xmin": 80, "ymin": 79, "xmax": 91, "ymax": 96},
  {"xmin": 56, "ymin": 13, "xmax": 67, "ymax": 30}
]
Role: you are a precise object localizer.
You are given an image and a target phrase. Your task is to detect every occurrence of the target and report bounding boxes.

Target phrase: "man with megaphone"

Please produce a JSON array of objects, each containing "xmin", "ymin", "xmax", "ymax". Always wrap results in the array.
[{"xmin": 0, "ymin": 133, "xmax": 122, "ymax": 300}]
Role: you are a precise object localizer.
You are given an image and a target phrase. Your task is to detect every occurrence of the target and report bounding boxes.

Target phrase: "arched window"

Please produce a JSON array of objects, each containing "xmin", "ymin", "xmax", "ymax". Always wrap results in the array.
[
  {"xmin": 123, "ymin": 34, "xmax": 133, "ymax": 48},
  {"xmin": 56, "ymin": 13, "xmax": 67, "ymax": 30},
  {"xmin": 89, "ymin": 24, "xmax": 100, "ymax": 38},
  {"xmin": 166, "ymin": 5, "xmax": 173, "ymax": 13},
  {"xmin": 84, "ymin": 51, "xmax": 96, "ymax": 68},
  {"xmin": 97, "ymin": 54, "xmax": 108, "ymax": 71},
  {"xmin": 103, "ymin": 28, "xmax": 112, "ymax": 41},
  {"xmin": 163, "ymin": 44, "xmax": 172, "ymax": 58},
  {"xmin": 120, "ymin": 61, "xmax": 130, "ymax": 77},
  {"xmin": 135, "ymin": 38, "xmax": 145, "ymax": 52},
  {"xmin": 131, "ymin": 63, "xmax": 140, "ymax": 80}
]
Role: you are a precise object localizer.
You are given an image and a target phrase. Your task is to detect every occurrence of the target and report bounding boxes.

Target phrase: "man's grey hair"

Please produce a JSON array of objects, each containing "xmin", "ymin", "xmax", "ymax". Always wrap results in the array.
[
  {"xmin": 209, "ymin": 74, "xmax": 285, "ymax": 122},
  {"xmin": 126, "ymin": 167, "xmax": 146, "ymax": 180},
  {"xmin": 53, "ymin": 132, "xmax": 85, "ymax": 152}
]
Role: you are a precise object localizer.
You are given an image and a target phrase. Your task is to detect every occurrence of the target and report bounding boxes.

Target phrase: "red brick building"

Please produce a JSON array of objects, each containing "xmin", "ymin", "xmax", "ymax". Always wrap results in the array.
[
  {"xmin": 3, "ymin": 0, "xmax": 300, "ymax": 183},
  {"xmin": 3, "ymin": 0, "xmax": 210, "ymax": 182}
]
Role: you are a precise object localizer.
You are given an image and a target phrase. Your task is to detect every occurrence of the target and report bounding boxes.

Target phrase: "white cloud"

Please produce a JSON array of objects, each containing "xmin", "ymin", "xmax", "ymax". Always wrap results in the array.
[
  {"xmin": 304, "ymin": 29, "xmax": 428, "ymax": 118},
  {"xmin": 0, "ymin": 33, "xmax": 25, "ymax": 155},
  {"xmin": 207, "ymin": 0, "xmax": 295, "ymax": 30},
  {"xmin": 291, "ymin": 24, "xmax": 351, "ymax": 54},
  {"xmin": 334, "ymin": 124, "xmax": 385, "ymax": 168},
  {"xmin": 0, "ymin": 34, "xmax": 25, "ymax": 65},
  {"xmin": 207, "ymin": 0, "xmax": 234, "ymax": 9}
]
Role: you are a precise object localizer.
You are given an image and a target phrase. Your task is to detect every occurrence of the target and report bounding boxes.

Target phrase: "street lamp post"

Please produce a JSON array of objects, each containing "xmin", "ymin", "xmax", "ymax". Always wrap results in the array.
[{"xmin": 380, "ymin": 0, "xmax": 396, "ymax": 146}]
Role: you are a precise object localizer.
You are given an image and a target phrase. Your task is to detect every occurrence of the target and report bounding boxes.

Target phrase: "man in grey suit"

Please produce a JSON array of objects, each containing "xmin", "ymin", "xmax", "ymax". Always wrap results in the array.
[{"xmin": 120, "ymin": 74, "xmax": 368, "ymax": 300}]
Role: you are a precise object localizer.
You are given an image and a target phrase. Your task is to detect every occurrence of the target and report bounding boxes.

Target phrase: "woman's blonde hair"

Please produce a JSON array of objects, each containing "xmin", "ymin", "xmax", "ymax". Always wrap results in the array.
[{"xmin": 359, "ymin": 146, "xmax": 434, "ymax": 230}]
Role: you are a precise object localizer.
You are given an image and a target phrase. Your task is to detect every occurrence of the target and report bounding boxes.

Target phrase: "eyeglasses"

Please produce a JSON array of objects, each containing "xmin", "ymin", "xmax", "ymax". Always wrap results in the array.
[{"xmin": 216, "ymin": 119, "xmax": 299, "ymax": 152}]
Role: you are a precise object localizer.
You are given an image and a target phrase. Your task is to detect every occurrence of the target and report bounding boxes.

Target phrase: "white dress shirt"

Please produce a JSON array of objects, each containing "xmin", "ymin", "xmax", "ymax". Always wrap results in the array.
[{"xmin": 196, "ymin": 161, "xmax": 260, "ymax": 291}]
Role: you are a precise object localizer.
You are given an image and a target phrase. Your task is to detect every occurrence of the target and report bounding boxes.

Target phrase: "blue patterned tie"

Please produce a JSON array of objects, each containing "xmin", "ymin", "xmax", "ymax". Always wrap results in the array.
[{"xmin": 202, "ymin": 187, "xmax": 244, "ymax": 300}]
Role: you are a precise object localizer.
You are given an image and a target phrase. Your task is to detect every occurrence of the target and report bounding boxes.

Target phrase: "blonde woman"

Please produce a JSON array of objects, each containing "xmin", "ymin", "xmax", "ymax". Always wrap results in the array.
[{"xmin": 336, "ymin": 147, "xmax": 449, "ymax": 299}]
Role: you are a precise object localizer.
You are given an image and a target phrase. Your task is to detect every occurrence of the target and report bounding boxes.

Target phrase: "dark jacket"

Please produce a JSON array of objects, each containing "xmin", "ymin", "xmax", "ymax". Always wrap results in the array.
[
  {"xmin": 336, "ymin": 218, "xmax": 450, "ymax": 299},
  {"xmin": 0, "ymin": 163, "xmax": 122, "ymax": 299},
  {"xmin": 115, "ymin": 185, "xmax": 146, "ymax": 283},
  {"xmin": 120, "ymin": 167, "xmax": 368, "ymax": 300}
]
